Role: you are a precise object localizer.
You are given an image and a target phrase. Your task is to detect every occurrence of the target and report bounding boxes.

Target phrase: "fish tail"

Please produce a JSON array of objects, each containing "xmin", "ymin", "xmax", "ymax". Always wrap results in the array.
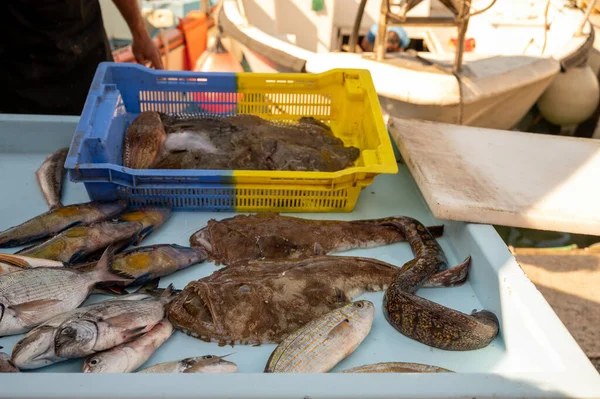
[
  {"xmin": 159, "ymin": 283, "xmax": 178, "ymax": 303},
  {"xmin": 92, "ymin": 244, "xmax": 136, "ymax": 284}
]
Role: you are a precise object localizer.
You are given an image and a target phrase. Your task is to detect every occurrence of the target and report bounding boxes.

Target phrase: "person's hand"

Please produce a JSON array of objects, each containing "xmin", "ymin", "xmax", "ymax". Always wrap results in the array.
[{"xmin": 132, "ymin": 32, "xmax": 164, "ymax": 70}]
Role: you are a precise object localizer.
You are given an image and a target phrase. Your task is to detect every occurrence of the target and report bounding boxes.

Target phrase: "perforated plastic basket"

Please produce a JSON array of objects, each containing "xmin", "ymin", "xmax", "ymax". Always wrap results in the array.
[{"xmin": 65, "ymin": 62, "xmax": 398, "ymax": 212}]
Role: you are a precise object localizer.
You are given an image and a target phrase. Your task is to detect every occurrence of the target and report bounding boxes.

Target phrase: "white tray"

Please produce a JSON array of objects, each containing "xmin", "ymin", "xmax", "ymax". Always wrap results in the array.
[{"xmin": 0, "ymin": 115, "xmax": 598, "ymax": 399}]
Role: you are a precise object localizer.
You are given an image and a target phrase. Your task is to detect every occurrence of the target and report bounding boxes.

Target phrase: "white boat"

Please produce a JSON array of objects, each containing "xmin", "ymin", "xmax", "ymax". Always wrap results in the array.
[{"xmin": 219, "ymin": 0, "xmax": 596, "ymax": 130}]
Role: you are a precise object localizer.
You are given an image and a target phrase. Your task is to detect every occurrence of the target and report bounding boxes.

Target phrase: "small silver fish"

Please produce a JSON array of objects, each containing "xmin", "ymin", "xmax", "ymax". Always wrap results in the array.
[
  {"xmin": 36, "ymin": 148, "xmax": 69, "ymax": 211},
  {"xmin": 0, "ymin": 245, "xmax": 129, "ymax": 336},
  {"xmin": 83, "ymin": 319, "xmax": 174, "ymax": 373},
  {"xmin": 0, "ymin": 253, "xmax": 65, "ymax": 275},
  {"xmin": 53, "ymin": 286, "xmax": 176, "ymax": 359},
  {"xmin": 264, "ymin": 301, "xmax": 374, "ymax": 373},
  {"xmin": 12, "ymin": 290, "xmax": 157, "ymax": 370},
  {"xmin": 137, "ymin": 354, "xmax": 237, "ymax": 373},
  {"xmin": 0, "ymin": 350, "xmax": 19, "ymax": 373}
]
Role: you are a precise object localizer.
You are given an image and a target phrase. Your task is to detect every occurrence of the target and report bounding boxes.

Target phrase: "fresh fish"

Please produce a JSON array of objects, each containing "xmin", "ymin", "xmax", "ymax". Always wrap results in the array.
[
  {"xmin": 338, "ymin": 362, "xmax": 453, "ymax": 373},
  {"xmin": 264, "ymin": 300, "xmax": 374, "ymax": 373},
  {"xmin": 17, "ymin": 219, "xmax": 144, "ymax": 264},
  {"xmin": 53, "ymin": 285, "xmax": 175, "ymax": 359},
  {"xmin": 88, "ymin": 244, "xmax": 207, "ymax": 287},
  {"xmin": 36, "ymin": 147, "xmax": 69, "ymax": 211},
  {"xmin": 190, "ymin": 213, "xmax": 445, "ymax": 265},
  {"xmin": 0, "ymin": 246, "xmax": 130, "ymax": 337},
  {"xmin": 11, "ymin": 282, "xmax": 162, "ymax": 369},
  {"xmin": 0, "ymin": 254, "xmax": 65, "ymax": 275},
  {"xmin": 382, "ymin": 217, "xmax": 499, "ymax": 351},
  {"xmin": 116, "ymin": 206, "xmax": 172, "ymax": 246},
  {"xmin": 163, "ymin": 131, "xmax": 221, "ymax": 154},
  {"xmin": 137, "ymin": 354, "xmax": 237, "ymax": 374},
  {"xmin": 0, "ymin": 201, "xmax": 127, "ymax": 248},
  {"xmin": 123, "ymin": 111, "xmax": 167, "ymax": 169},
  {"xmin": 0, "ymin": 351, "xmax": 19, "ymax": 373},
  {"xmin": 82, "ymin": 319, "xmax": 174, "ymax": 373},
  {"xmin": 168, "ymin": 256, "xmax": 395, "ymax": 346}
]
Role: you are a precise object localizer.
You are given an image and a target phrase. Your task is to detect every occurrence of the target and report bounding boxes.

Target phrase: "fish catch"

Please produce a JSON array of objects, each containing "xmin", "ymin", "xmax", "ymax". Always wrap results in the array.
[
  {"xmin": 264, "ymin": 300, "xmax": 374, "ymax": 373},
  {"xmin": 12, "ymin": 282, "xmax": 163, "ymax": 369},
  {"xmin": 53, "ymin": 285, "xmax": 175, "ymax": 359},
  {"xmin": 0, "ymin": 254, "xmax": 65, "ymax": 275},
  {"xmin": 0, "ymin": 201, "xmax": 127, "ymax": 248},
  {"xmin": 338, "ymin": 362, "xmax": 453, "ymax": 373},
  {"xmin": 0, "ymin": 246, "xmax": 130, "ymax": 337},
  {"xmin": 150, "ymin": 113, "xmax": 360, "ymax": 172},
  {"xmin": 87, "ymin": 244, "xmax": 207, "ymax": 287},
  {"xmin": 382, "ymin": 217, "xmax": 500, "ymax": 351},
  {"xmin": 36, "ymin": 147, "xmax": 69, "ymax": 211},
  {"xmin": 83, "ymin": 319, "xmax": 174, "ymax": 373},
  {"xmin": 123, "ymin": 111, "xmax": 167, "ymax": 169},
  {"xmin": 190, "ymin": 213, "xmax": 445, "ymax": 265},
  {"xmin": 0, "ymin": 349, "xmax": 19, "ymax": 373},
  {"xmin": 17, "ymin": 207, "xmax": 171, "ymax": 264},
  {"xmin": 137, "ymin": 354, "xmax": 237, "ymax": 373},
  {"xmin": 168, "ymin": 256, "xmax": 396, "ymax": 345}
]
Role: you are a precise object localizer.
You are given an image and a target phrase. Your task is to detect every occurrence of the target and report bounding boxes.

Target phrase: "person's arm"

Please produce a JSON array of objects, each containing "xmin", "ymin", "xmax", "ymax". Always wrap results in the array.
[{"xmin": 112, "ymin": 0, "xmax": 164, "ymax": 69}]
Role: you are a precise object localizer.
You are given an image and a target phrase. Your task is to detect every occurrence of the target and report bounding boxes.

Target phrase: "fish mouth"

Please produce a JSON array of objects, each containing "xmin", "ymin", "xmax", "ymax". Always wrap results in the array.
[
  {"xmin": 190, "ymin": 227, "xmax": 212, "ymax": 253},
  {"xmin": 171, "ymin": 284, "xmax": 218, "ymax": 341}
]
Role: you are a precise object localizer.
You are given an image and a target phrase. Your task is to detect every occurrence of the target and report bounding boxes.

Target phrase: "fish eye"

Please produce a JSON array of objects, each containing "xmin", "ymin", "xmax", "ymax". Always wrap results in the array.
[
  {"xmin": 90, "ymin": 359, "xmax": 99, "ymax": 365},
  {"xmin": 354, "ymin": 302, "xmax": 364, "ymax": 308},
  {"xmin": 204, "ymin": 355, "xmax": 214, "ymax": 359}
]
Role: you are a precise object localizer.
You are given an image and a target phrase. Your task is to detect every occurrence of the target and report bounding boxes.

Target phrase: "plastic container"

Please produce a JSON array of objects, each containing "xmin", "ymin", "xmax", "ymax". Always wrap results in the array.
[{"xmin": 65, "ymin": 62, "xmax": 398, "ymax": 212}]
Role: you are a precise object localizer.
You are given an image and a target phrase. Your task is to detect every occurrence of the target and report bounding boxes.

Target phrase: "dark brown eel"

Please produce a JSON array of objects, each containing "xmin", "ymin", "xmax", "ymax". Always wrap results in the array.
[{"xmin": 382, "ymin": 217, "xmax": 500, "ymax": 351}]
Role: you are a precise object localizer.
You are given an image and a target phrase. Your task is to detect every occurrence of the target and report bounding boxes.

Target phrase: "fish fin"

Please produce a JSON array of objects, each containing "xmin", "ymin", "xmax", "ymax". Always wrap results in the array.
[
  {"xmin": 102, "ymin": 314, "xmax": 139, "ymax": 328},
  {"xmin": 135, "ymin": 226, "xmax": 155, "ymax": 245},
  {"xmin": 422, "ymin": 256, "xmax": 470, "ymax": 288},
  {"xmin": 313, "ymin": 242, "xmax": 325, "ymax": 256},
  {"xmin": 159, "ymin": 283, "xmax": 176, "ymax": 299},
  {"xmin": 123, "ymin": 325, "xmax": 147, "ymax": 335},
  {"xmin": 92, "ymin": 286, "xmax": 130, "ymax": 296},
  {"xmin": 325, "ymin": 318, "xmax": 352, "ymax": 340},
  {"xmin": 0, "ymin": 254, "xmax": 30, "ymax": 268},
  {"xmin": 134, "ymin": 277, "xmax": 161, "ymax": 294},
  {"xmin": 92, "ymin": 244, "xmax": 136, "ymax": 284},
  {"xmin": 67, "ymin": 249, "xmax": 89, "ymax": 265},
  {"xmin": 9, "ymin": 299, "xmax": 62, "ymax": 325}
]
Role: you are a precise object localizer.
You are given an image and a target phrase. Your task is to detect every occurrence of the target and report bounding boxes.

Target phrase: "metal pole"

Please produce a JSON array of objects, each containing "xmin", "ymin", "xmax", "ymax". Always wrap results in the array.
[
  {"xmin": 453, "ymin": 2, "xmax": 471, "ymax": 74},
  {"xmin": 576, "ymin": 0, "xmax": 599, "ymax": 36},
  {"xmin": 349, "ymin": 0, "xmax": 369, "ymax": 53},
  {"xmin": 375, "ymin": 0, "xmax": 389, "ymax": 61}
]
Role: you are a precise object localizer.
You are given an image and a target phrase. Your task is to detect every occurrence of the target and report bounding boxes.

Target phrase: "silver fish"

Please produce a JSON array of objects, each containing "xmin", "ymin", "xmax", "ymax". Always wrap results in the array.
[
  {"xmin": 264, "ymin": 300, "xmax": 374, "ymax": 373},
  {"xmin": 83, "ymin": 318, "xmax": 174, "ymax": 373},
  {"xmin": 137, "ymin": 354, "xmax": 237, "ymax": 373},
  {"xmin": 0, "ymin": 351, "xmax": 19, "ymax": 373},
  {"xmin": 0, "ymin": 201, "xmax": 127, "ymax": 248},
  {"xmin": 0, "ymin": 245, "xmax": 129, "ymax": 336},
  {"xmin": 0, "ymin": 253, "xmax": 65, "ymax": 275},
  {"xmin": 36, "ymin": 148, "xmax": 69, "ymax": 211},
  {"xmin": 53, "ymin": 286, "xmax": 176, "ymax": 359},
  {"xmin": 12, "ymin": 289, "xmax": 157, "ymax": 370}
]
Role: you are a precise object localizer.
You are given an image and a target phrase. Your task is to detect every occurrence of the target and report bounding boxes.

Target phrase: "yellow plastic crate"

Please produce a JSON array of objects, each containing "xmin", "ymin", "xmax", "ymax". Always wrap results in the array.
[{"xmin": 67, "ymin": 63, "xmax": 398, "ymax": 212}]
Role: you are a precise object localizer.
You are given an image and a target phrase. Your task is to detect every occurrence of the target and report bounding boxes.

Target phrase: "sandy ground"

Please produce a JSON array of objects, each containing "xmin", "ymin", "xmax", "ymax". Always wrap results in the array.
[{"xmin": 512, "ymin": 247, "xmax": 600, "ymax": 373}]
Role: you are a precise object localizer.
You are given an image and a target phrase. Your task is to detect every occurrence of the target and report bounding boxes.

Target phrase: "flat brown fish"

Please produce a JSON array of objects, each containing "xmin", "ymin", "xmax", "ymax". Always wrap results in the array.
[
  {"xmin": 167, "ymin": 256, "xmax": 398, "ymax": 346},
  {"xmin": 123, "ymin": 111, "xmax": 167, "ymax": 169},
  {"xmin": 36, "ymin": 147, "xmax": 69, "ymax": 211},
  {"xmin": 190, "ymin": 213, "xmax": 445, "ymax": 265},
  {"xmin": 0, "ymin": 201, "xmax": 127, "ymax": 248},
  {"xmin": 382, "ymin": 217, "xmax": 499, "ymax": 351}
]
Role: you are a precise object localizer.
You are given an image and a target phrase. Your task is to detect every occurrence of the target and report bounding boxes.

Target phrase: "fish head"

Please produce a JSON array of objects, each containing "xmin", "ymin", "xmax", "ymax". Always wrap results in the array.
[
  {"xmin": 54, "ymin": 320, "xmax": 97, "ymax": 358},
  {"xmin": 95, "ymin": 201, "xmax": 129, "ymax": 217},
  {"xmin": 168, "ymin": 285, "xmax": 221, "ymax": 342},
  {"xmin": 83, "ymin": 350, "xmax": 126, "ymax": 373},
  {"xmin": 12, "ymin": 326, "xmax": 63, "ymax": 369},
  {"xmin": 343, "ymin": 300, "xmax": 375, "ymax": 325},
  {"xmin": 183, "ymin": 354, "xmax": 238, "ymax": 373}
]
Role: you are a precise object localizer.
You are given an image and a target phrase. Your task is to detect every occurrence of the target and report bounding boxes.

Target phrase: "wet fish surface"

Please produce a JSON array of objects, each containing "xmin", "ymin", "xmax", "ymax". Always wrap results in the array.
[
  {"xmin": 83, "ymin": 319, "xmax": 174, "ymax": 373},
  {"xmin": 87, "ymin": 244, "xmax": 207, "ymax": 287},
  {"xmin": 36, "ymin": 147, "xmax": 69, "ymax": 211},
  {"xmin": 264, "ymin": 300, "xmax": 374, "ymax": 373},
  {"xmin": 0, "ymin": 246, "xmax": 129, "ymax": 337},
  {"xmin": 137, "ymin": 354, "xmax": 237, "ymax": 373},
  {"xmin": 338, "ymin": 362, "xmax": 453, "ymax": 373},
  {"xmin": 0, "ymin": 254, "xmax": 65, "ymax": 275},
  {"xmin": 190, "ymin": 213, "xmax": 445, "ymax": 265},
  {"xmin": 12, "ymin": 284, "xmax": 162, "ymax": 369},
  {"xmin": 123, "ymin": 111, "xmax": 167, "ymax": 169},
  {"xmin": 0, "ymin": 350, "xmax": 19, "ymax": 372},
  {"xmin": 0, "ymin": 201, "xmax": 127, "ymax": 248},
  {"xmin": 151, "ymin": 114, "xmax": 360, "ymax": 172},
  {"xmin": 168, "ymin": 256, "xmax": 396, "ymax": 346},
  {"xmin": 382, "ymin": 217, "xmax": 499, "ymax": 351}
]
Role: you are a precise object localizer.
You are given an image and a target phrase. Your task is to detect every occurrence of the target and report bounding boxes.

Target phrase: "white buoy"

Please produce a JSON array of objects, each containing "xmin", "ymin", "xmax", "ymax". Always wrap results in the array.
[{"xmin": 537, "ymin": 64, "xmax": 600, "ymax": 126}]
